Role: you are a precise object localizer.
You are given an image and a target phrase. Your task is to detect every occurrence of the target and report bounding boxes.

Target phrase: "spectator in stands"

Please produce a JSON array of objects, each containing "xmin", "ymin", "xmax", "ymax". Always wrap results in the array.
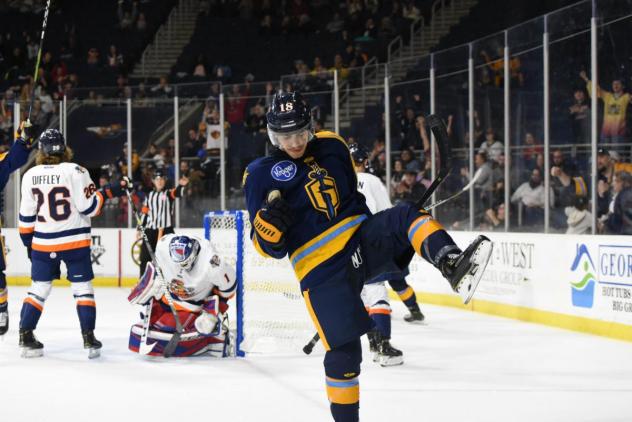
[
  {"xmin": 565, "ymin": 196, "xmax": 592, "ymax": 235},
  {"xmin": 400, "ymin": 148, "xmax": 421, "ymax": 173},
  {"xmin": 326, "ymin": 12, "xmax": 345, "ymax": 33},
  {"xmin": 393, "ymin": 169, "xmax": 425, "ymax": 203},
  {"xmin": 151, "ymin": 76, "xmax": 173, "ymax": 98},
  {"xmin": 226, "ymin": 84, "xmax": 248, "ymax": 124},
  {"xmin": 522, "ymin": 132, "xmax": 542, "ymax": 170},
  {"xmin": 484, "ymin": 203, "xmax": 506, "ymax": 231},
  {"xmin": 118, "ymin": 0, "xmax": 139, "ymax": 31},
  {"xmin": 479, "ymin": 128, "xmax": 504, "ymax": 161},
  {"xmin": 581, "ymin": 70, "xmax": 631, "ymax": 145},
  {"xmin": 597, "ymin": 147, "xmax": 632, "ymax": 184},
  {"xmin": 107, "ymin": 45, "xmax": 124, "ymax": 71},
  {"xmin": 470, "ymin": 151, "xmax": 494, "ymax": 207},
  {"xmin": 400, "ymin": 113, "xmax": 424, "ymax": 151},
  {"xmin": 378, "ymin": 16, "xmax": 396, "ymax": 40},
  {"xmin": 569, "ymin": 88, "xmax": 590, "ymax": 144},
  {"xmin": 602, "ymin": 171, "xmax": 632, "ymax": 235},
  {"xmin": 136, "ymin": 12, "xmax": 147, "ymax": 33},
  {"xmin": 259, "ymin": 14, "xmax": 275, "ymax": 37},
  {"xmin": 398, "ymin": 107, "xmax": 416, "ymax": 141},
  {"xmin": 86, "ymin": 47, "xmax": 100, "ymax": 66},
  {"xmin": 550, "ymin": 161, "xmax": 587, "ymax": 229},
  {"xmin": 390, "ymin": 159, "xmax": 404, "ymax": 190},
  {"xmin": 402, "ymin": 1, "xmax": 421, "ymax": 21},
  {"xmin": 511, "ymin": 168, "xmax": 551, "ymax": 227},
  {"xmin": 357, "ymin": 17, "xmax": 377, "ymax": 41}
]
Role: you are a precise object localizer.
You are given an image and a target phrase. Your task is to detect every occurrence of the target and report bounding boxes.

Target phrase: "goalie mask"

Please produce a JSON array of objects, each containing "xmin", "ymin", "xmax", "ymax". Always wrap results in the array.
[
  {"xmin": 168, "ymin": 236, "xmax": 201, "ymax": 271},
  {"xmin": 266, "ymin": 91, "xmax": 313, "ymax": 148}
]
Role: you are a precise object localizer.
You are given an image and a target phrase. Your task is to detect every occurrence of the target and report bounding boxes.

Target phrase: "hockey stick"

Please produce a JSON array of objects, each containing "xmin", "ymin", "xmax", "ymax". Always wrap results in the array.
[
  {"xmin": 125, "ymin": 188, "xmax": 184, "ymax": 357},
  {"xmin": 27, "ymin": 0, "xmax": 52, "ymax": 121},
  {"xmin": 424, "ymin": 167, "xmax": 482, "ymax": 211},
  {"xmin": 414, "ymin": 114, "xmax": 453, "ymax": 209},
  {"xmin": 302, "ymin": 332, "xmax": 320, "ymax": 355}
]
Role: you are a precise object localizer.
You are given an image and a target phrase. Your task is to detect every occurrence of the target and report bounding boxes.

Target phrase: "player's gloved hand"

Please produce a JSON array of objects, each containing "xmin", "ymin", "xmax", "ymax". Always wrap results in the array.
[
  {"xmin": 195, "ymin": 296, "xmax": 221, "ymax": 335},
  {"xmin": 253, "ymin": 193, "xmax": 294, "ymax": 246},
  {"xmin": 120, "ymin": 176, "xmax": 133, "ymax": 192},
  {"xmin": 16, "ymin": 120, "xmax": 36, "ymax": 147}
]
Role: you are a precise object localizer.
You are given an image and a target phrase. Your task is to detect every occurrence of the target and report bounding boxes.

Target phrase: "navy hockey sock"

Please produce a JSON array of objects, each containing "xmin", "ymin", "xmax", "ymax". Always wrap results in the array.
[
  {"xmin": 396, "ymin": 286, "xmax": 418, "ymax": 309},
  {"xmin": 369, "ymin": 306, "xmax": 391, "ymax": 339},
  {"xmin": 330, "ymin": 402, "xmax": 359, "ymax": 422},
  {"xmin": 0, "ymin": 287, "xmax": 7, "ymax": 313},
  {"xmin": 20, "ymin": 297, "xmax": 44, "ymax": 330},
  {"xmin": 75, "ymin": 296, "xmax": 96, "ymax": 331},
  {"xmin": 324, "ymin": 339, "xmax": 362, "ymax": 422}
]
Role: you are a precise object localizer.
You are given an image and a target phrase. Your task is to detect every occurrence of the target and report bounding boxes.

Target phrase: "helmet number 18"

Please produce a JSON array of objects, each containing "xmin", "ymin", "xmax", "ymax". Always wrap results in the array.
[{"xmin": 279, "ymin": 102, "xmax": 294, "ymax": 112}]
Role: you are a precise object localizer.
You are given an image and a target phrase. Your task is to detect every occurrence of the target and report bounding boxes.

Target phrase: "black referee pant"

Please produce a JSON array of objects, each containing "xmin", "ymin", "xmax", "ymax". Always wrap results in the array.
[{"xmin": 139, "ymin": 226, "xmax": 175, "ymax": 277}]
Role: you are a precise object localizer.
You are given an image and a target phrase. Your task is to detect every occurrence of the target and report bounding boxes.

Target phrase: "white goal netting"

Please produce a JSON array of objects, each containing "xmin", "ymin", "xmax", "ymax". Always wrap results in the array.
[{"xmin": 204, "ymin": 210, "xmax": 315, "ymax": 356}]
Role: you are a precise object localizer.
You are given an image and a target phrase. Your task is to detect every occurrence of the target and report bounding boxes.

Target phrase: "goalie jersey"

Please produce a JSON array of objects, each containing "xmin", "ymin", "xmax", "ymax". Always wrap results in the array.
[
  {"xmin": 154, "ymin": 234, "xmax": 237, "ymax": 312},
  {"xmin": 19, "ymin": 162, "xmax": 107, "ymax": 254}
]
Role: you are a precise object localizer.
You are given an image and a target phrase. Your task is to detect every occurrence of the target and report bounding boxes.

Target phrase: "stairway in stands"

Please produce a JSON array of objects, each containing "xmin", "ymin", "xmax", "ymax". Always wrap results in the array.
[
  {"xmin": 130, "ymin": 0, "xmax": 200, "ymax": 80},
  {"xmin": 325, "ymin": 0, "xmax": 478, "ymax": 131}
]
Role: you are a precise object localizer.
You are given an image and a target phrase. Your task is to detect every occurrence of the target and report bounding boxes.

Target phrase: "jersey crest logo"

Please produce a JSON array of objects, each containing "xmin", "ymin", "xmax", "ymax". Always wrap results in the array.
[
  {"xmin": 168, "ymin": 279, "xmax": 193, "ymax": 299},
  {"xmin": 303, "ymin": 159, "xmax": 339, "ymax": 220},
  {"xmin": 271, "ymin": 161, "xmax": 297, "ymax": 182}
]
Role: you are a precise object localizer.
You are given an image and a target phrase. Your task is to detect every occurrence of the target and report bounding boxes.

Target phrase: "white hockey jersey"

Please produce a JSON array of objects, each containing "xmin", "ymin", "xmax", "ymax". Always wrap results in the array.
[
  {"xmin": 19, "ymin": 162, "xmax": 105, "ymax": 253},
  {"xmin": 154, "ymin": 234, "xmax": 237, "ymax": 312},
  {"xmin": 357, "ymin": 172, "xmax": 392, "ymax": 214}
]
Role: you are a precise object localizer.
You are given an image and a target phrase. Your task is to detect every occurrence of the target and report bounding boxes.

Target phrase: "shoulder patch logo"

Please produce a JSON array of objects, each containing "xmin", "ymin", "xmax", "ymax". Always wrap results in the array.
[
  {"xmin": 75, "ymin": 165, "xmax": 86, "ymax": 174},
  {"xmin": 271, "ymin": 160, "xmax": 297, "ymax": 182}
]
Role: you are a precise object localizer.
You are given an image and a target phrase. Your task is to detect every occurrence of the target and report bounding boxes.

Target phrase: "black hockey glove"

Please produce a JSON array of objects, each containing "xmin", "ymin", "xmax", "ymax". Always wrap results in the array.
[{"xmin": 253, "ymin": 196, "xmax": 294, "ymax": 246}]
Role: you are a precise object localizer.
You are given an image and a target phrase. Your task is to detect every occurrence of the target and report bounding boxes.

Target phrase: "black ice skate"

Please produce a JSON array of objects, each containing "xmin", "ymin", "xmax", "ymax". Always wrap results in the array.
[
  {"xmin": 19, "ymin": 329, "xmax": 44, "ymax": 358},
  {"xmin": 82, "ymin": 330, "xmax": 102, "ymax": 359},
  {"xmin": 367, "ymin": 330, "xmax": 379, "ymax": 354},
  {"xmin": 403, "ymin": 304, "xmax": 425, "ymax": 324},
  {"xmin": 440, "ymin": 235, "xmax": 493, "ymax": 305},
  {"xmin": 0, "ymin": 310, "xmax": 8, "ymax": 336},
  {"xmin": 375, "ymin": 335, "xmax": 404, "ymax": 367}
]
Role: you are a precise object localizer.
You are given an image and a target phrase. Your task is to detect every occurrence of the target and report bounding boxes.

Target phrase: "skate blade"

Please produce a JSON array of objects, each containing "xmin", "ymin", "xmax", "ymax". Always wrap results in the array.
[
  {"xmin": 87, "ymin": 348, "xmax": 101, "ymax": 359},
  {"xmin": 21, "ymin": 348, "xmax": 44, "ymax": 358},
  {"xmin": 457, "ymin": 239, "xmax": 493, "ymax": 305},
  {"xmin": 404, "ymin": 318, "xmax": 427, "ymax": 326},
  {"xmin": 377, "ymin": 355, "xmax": 404, "ymax": 367}
]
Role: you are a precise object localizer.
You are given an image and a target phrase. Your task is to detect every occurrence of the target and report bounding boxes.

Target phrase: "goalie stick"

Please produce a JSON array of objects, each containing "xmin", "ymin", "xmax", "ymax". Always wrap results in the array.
[{"xmin": 125, "ymin": 188, "xmax": 184, "ymax": 357}]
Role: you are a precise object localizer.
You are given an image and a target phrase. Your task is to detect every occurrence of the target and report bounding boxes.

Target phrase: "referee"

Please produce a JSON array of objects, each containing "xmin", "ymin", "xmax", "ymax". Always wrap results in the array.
[{"xmin": 137, "ymin": 168, "xmax": 189, "ymax": 276}]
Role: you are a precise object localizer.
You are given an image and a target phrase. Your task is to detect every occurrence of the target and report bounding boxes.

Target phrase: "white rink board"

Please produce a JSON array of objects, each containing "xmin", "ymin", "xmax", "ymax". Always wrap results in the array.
[
  {"xmin": 406, "ymin": 232, "xmax": 632, "ymax": 327},
  {"xmin": 4, "ymin": 227, "xmax": 632, "ymax": 330}
]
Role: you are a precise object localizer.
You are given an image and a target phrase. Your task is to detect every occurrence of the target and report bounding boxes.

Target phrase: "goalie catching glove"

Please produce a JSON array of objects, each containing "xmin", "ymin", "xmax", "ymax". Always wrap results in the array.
[
  {"xmin": 253, "ymin": 191, "xmax": 294, "ymax": 247},
  {"xmin": 128, "ymin": 262, "xmax": 164, "ymax": 305},
  {"xmin": 194, "ymin": 296, "xmax": 221, "ymax": 335}
]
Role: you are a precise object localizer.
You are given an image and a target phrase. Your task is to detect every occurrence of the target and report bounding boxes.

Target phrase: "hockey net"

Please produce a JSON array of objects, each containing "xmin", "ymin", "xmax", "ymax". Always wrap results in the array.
[{"xmin": 204, "ymin": 210, "xmax": 315, "ymax": 356}]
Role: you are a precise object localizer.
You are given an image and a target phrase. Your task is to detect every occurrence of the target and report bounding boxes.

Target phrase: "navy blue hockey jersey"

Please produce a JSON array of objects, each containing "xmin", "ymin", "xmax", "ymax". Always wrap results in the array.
[{"xmin": 243, "ymin": 131, "xmax": 370, "ymax": 290}]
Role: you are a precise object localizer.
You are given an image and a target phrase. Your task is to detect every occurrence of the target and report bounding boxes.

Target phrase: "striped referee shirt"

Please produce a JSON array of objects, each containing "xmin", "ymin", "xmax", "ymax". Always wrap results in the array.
[{"xmin": 140, "ymin": 186, "xmax": 184, "ymax": 229}]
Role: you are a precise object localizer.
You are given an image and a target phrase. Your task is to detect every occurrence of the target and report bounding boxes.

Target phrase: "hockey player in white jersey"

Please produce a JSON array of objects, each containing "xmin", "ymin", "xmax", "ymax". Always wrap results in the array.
[
  {"xmin": 18, "ymin": 129, "xmax": 130, "ymax": 358},
  {"xmin": 128, "ymin": 234, "xmax": 236, "ymax": 357},
  {"xmin": 351, "ymin": 143, "xmax": 424, "ymax": 366}
]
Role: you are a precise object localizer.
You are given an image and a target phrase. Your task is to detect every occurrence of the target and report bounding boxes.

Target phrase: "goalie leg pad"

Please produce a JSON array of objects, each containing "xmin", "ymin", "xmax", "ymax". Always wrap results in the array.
[{"xmin": 129, "ymin": 323, "xmax": 227, "ymax": 357}]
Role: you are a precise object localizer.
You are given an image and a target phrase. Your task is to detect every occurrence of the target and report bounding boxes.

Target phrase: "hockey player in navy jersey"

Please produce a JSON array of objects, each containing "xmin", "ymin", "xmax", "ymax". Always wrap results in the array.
[
  {"xmin": 18, "ymin": 129, "xmax": 130, "ymax": 358},
  {"xmin": 0, "ymin": 122, "xmax": 36, "ymax": 337},
  {"xmin": 243, "ymin": 91, "xmax": 492, "ymax": 422}
]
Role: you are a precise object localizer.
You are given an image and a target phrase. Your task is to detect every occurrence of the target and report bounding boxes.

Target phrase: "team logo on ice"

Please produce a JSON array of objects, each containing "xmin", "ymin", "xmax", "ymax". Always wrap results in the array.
[
  {"xmin": 271, "ymin": 161, "xmax": 297, "ymax": 182},
  {"xmin": 570, "ymin": 244, "xmax": 596, "ymax": 308}
]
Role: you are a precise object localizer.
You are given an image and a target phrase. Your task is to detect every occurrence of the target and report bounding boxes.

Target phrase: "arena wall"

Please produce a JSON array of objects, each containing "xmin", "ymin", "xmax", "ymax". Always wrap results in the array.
[{"xmin": 4, "ymin": 229, "xmax": 631, "ymax": 342}]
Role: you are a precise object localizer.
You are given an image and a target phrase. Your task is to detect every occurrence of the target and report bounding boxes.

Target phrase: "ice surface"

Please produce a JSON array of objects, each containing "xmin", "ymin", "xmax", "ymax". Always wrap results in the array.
[{"xmin": 2, "ymin": 287, "xmax": 631, "ymax": 422}]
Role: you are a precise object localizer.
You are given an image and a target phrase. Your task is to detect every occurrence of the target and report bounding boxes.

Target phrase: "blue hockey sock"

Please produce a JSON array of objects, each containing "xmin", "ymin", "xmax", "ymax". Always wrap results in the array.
[
  {"xmin": 369, "ymin": 308, "xmax": 391, "ymax": 339},
  {"xmin": 330, "ymin": 402, "xmax": 359, "ymax": 422},
  {"xmin": 75, "ymin": 296, "xmax": 96, "ymax": 331},
  {"xmin": 20, "ymin": 296, "xmax": 44, "ymax": 330},
  {"xmin": 0, "ymin": 287, "xmax": 7, "ymax": 312}
]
